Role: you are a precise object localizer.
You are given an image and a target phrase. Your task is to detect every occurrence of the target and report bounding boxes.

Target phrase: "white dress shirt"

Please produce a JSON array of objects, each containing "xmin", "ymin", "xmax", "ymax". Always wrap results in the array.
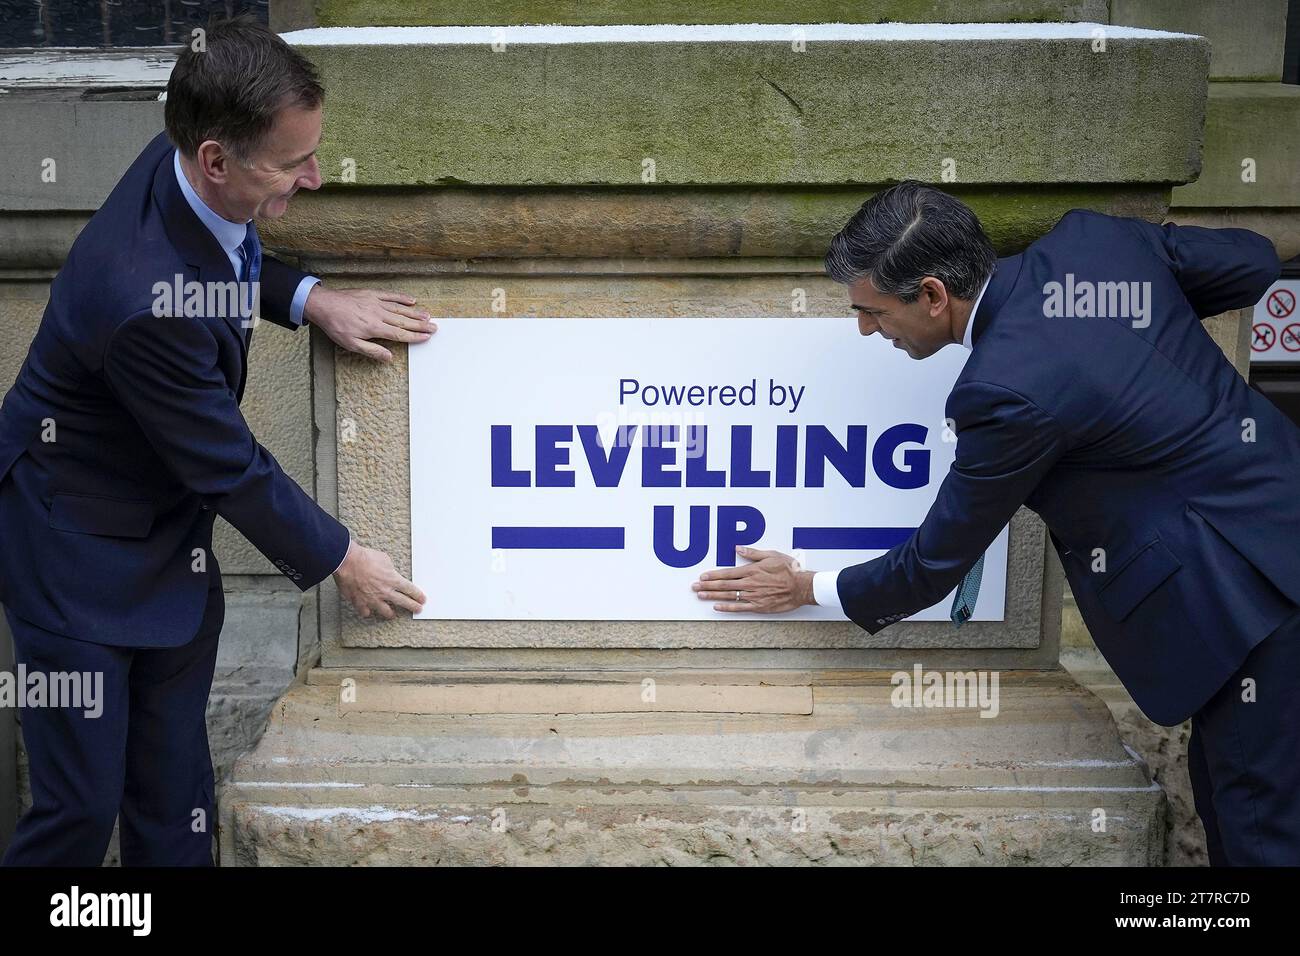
[
  {"xmin": 811, "ymin": 269, "xmax": 995, "ymax": 612},
  {"xmin": 173, "ymin": 150, "xmax": 319, "ymax": 325}
]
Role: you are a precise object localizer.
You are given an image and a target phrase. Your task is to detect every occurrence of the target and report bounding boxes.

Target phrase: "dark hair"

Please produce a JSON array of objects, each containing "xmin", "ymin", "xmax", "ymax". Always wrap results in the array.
[
  {"xmin": 164, "ymin": 14, "xmax": 324, "ymax": 163},
  {"xmin": 824, "ymin": 180, "xmax": 996, "ymax": 302}
]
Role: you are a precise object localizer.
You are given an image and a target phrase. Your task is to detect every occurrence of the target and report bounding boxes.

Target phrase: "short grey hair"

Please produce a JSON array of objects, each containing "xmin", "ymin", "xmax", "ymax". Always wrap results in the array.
[{"xmin": 824, "ymin": 181, "xmax": 996, "ymax": 302}]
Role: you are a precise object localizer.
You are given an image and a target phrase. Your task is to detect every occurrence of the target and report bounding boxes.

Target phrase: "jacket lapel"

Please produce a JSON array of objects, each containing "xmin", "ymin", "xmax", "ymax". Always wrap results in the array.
[{"xmin": 150, "ymin": 145, "xmax": 249, "ymax": 399}]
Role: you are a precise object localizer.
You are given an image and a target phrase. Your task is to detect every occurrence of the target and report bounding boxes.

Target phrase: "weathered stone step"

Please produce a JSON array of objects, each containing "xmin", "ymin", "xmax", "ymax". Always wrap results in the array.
[
  {"xmin": 280, "ymin": 23, "xmax": 1208, "ymax": 189},
  {"xmin": 338, "ymin": 679, "xmax": 813, "ymax": 715},
  {"xmin": 219, "ymin": 668, "xmax": 1163, "ymax": 864},
  {"xmin": 234, "ymin": 676, "xmax": 1149, "ymax": 787}
]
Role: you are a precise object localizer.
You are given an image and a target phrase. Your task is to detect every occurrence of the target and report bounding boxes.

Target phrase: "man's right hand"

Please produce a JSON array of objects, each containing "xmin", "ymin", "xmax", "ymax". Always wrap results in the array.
[{"xmin": 333, "ymin": 540, "xmax": 426, "ymax": 620}]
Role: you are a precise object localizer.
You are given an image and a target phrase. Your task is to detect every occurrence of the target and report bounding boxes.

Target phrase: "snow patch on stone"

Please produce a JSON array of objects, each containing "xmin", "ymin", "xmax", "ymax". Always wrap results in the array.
[
  {"xmin": 283, "ymin": 22, "xmax": 1196, "ymax": 47},
  {"xmin": 0, "ymin": 50, "xmax": 174, "ymax": 86}
]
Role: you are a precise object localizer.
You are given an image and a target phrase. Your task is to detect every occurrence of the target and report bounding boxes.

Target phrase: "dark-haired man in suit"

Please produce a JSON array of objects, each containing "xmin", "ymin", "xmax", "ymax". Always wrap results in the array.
[{"xmin": 695, "ymin": 181, "xmax": 1300, "ymax": 865}]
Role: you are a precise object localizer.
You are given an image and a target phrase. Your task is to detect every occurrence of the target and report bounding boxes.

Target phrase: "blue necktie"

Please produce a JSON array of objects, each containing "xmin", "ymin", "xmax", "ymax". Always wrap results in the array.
[
  {"xmin": 950, "ymin": 553, "xmax": 985, "ymax": 627},
  {"xmin": 237, "ymin": 223, "xmax": 262, "ymax": 342}
]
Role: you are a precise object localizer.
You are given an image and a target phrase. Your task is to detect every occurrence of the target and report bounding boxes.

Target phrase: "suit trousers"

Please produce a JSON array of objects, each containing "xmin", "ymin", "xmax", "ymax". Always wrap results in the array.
[
  {"xmin": 1187, "ymin": 604, "xmax": 1300, "ymax": 865},
  {"xmin": 1, "ymin": 578, "xmax": 222, "ymax": 866}
]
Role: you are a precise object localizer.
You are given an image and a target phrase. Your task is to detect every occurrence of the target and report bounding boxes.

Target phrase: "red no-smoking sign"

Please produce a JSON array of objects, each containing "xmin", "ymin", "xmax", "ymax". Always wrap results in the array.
[{"xmin": 1269, "ymin": 289, "xmax": 1296, "ymax": 319}]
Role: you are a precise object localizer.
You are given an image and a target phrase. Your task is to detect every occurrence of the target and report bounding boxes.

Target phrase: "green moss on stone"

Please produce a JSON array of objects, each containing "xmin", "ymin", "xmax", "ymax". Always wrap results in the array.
[
  {"xmin": 260, "ymin": 183, "xmax": 1169, "ymax": 259},
  {"xmin": 297, "ymin": 36, "xmax": 1206, "ymax": 188}
]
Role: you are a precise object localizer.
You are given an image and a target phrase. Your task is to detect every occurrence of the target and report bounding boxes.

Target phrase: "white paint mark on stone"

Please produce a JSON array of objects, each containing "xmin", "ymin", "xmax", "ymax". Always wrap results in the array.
[
  {"xmin": 237, "ymin": 781, "xmax": 366, "ymax": 788},
  {"xmin": 250, "ymin": 805, "xmax": 445, "ymax": 823},
  {"xmin": 962, "ymin": 783, "xmax": 1161, "ymax": 792}
]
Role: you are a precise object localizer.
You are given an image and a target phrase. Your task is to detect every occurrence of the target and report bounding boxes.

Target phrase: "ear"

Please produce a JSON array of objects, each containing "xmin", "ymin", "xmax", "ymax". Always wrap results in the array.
[
  {"xmin": 195, "ymin": 140, "xmax": 230, "ymax": 185},
  {"xmin": 920, "ymin": 276, "xmax": 949, "ymax": 316}
]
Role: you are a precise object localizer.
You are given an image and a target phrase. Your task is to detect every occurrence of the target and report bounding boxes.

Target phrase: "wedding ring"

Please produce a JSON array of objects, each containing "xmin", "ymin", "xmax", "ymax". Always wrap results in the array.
[{"xmin": 735, "ymin": 590, "xmax": 742, "ymax": 603}]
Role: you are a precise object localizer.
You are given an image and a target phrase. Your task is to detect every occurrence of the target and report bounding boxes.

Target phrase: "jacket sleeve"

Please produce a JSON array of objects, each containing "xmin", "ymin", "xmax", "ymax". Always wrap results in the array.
[
  {"xmin": 837, "ymin": 380, "xmax": 1068, "ymax": 633},
  {"xmin": 259, "ymin": 254, "xmax": 315, "ymax": 330},
  {"xmin": 102, "ymin": 309, "xmax": 350, "ymax": 588},
  {"xmin": 1127, "ymin": 218, "xmax": 1280, "ymax": 319}
]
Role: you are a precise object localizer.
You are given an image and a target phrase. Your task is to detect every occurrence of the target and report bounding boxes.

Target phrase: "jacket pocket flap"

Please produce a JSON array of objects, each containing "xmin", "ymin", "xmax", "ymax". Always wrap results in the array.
[
  {"xmin": 1097, "ymin": 538, "xmax": 1182, "ymax": 621},
  {"xmin": 49, "ymin": 493, "xmax": 154, "ymax": 538}
]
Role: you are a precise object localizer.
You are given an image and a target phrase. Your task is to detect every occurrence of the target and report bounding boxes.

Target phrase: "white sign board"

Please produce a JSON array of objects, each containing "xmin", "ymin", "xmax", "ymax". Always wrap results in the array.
[
  {"xmin": 1250, "ymin": 279, "xmax": 1300, "ymax": 363},
  {"xmin": 409, "ymin": 317, "xmax": 1009, "ymax": 622}
]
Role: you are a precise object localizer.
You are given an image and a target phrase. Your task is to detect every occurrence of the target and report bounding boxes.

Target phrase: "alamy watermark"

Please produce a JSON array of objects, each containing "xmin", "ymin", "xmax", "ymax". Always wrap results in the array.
[
  {"xmin": 152, "ymin": 274, "xmax": 259, "ymax": 326},
  {"xmin": 1043, "ymin": 273, "xmax": 1151, "ymax": 328},
  {"xmin": 50, "ymin": 886, "xmax": 150, "ymax": 935},
  {"xmin": 890, "ymin": 664, "xmax": 1000, "ymax": 718},
  {"xmin": 1, "ymin": 665, "xmax": 103, "ymax": 718}
]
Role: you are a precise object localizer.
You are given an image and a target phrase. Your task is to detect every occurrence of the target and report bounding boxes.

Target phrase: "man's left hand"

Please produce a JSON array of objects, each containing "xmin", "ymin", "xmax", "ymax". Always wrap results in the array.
[
  {"xmin": 692, "ymin": 546, "xmax": 816, "ymax": 613},
  {"xmin": 303, "ymin": 285, "xmax": 437, "ymax": 362}
]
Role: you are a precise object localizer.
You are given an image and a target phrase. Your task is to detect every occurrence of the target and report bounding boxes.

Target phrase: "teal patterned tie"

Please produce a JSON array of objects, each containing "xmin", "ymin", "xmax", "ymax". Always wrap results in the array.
[{"xmin": 950, "ymin": 553, "xmax": 985, "ymax": 626}]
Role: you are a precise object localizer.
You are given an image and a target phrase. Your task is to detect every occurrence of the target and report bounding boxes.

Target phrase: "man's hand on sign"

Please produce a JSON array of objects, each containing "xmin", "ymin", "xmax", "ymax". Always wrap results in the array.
[
  {"xmin": 303, "ymin": 285, "xmax": 437, "ymax": 363},
  {"xmin": 333, "ymin": 539, "xmax": 427, "ymax": 620},
  {"xmin": 692, "ymin": 546, "xmax": 816, "ymax": 613}
]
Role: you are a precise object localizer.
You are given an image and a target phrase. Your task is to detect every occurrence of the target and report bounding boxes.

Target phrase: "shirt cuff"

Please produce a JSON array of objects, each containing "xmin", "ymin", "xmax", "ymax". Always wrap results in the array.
[
  {"xmin": 330, "ymin": 537, "xmax": 352, "ymax": 577},
  {"xmin": 813, "ymin": 570, "xmax": 844, "ymax": 611},
  {"xmin": 289, "ymin": 275, "xmax": 321, "ymax": 327}
]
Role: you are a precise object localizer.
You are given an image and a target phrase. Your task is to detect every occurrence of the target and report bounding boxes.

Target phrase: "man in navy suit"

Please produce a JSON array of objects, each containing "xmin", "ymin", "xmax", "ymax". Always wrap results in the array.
[
  {"xmin": 694, "ymin": 181, "xmax": 1300, "ymax": 865},
  {"xmin": 0, "ymin": 18, "xmax": 431, "ymax": 865}
]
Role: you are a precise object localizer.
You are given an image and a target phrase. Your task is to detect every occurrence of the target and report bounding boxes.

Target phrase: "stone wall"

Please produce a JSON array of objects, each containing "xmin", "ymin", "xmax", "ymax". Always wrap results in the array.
[{"xmin": 270, "ymin": 21, "xmax": 1208, "ymax": 672}]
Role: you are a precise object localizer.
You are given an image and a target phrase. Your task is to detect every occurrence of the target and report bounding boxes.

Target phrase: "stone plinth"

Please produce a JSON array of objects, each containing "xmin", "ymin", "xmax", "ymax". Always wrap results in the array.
[
  {"xmin": 263, "ymin": 20, "xmax": 1210, "ymax": 657},
  {"xmin": 220, "ymin": 667, "xmax": 1163, "ymax": 865},
  {"xmin": 282, "ymin": 24, "xmax": 1207, "ymax": 189},
  {"xmin": 217, "ymin": 17, "xmax": 1216, "ymax": 863}
]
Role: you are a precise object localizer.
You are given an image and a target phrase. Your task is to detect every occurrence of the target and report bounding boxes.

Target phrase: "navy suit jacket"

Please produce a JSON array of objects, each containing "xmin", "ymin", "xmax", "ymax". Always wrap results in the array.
[
  {"xmin": 838, "ymin": 209, "xmax": 1294, "ymax": 726},
  {"xmin": 0, "ymin": 132, "xmax": 349, "ymax": 648}
]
